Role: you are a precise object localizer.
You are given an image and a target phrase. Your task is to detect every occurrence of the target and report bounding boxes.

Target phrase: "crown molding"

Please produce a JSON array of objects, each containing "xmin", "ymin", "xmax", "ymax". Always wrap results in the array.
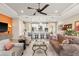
[
  {"xmin": 0, "ymin": 3, "xmax": 18, "ymax": 17},
  {"xmin": 60, "ymin": 4, "xmax": 79, "ymax": 20},
  {"xmin": 61, "ymin": 3, "xmax": 78, "ymax": 15}
]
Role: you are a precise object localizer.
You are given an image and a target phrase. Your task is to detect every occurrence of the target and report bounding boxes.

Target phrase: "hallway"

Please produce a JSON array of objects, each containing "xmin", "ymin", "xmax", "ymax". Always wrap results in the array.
[{"xmin": 23, "ymin": 40, "xmax": 58, "ymax": 56}]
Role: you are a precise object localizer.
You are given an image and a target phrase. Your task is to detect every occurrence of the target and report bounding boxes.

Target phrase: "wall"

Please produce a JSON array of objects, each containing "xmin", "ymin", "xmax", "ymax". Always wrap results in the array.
[
  {"xmin": 19, "ymin": 16, "xmax": 62, "ymax": 34},
  {"xmin": 12, "ymin": 19, "xmax": 19, "ymax": 39},
  {"xmin": 0, "ymin": 14, "xmax": 12, "ymax": 40},
  {"xmin": 25, "ymin": 22, "xmax": 32, "ymax": 32},
  {"xmin": 19, "ymin": 20, "xmax": 24, "ymax": 35},
  {"xmin": 0, "ymin": 14, "xmax": 24, "ymax": 39},
  {"xmin": 47, "ymin": 22, "xmax": 57, "ymax": 34},
  {"xmin": 11, "ymin": 15, "xmax": 79, "ymax": 39},
  {"xmin": 20, "ymin": 16, "xmax": 61, "ymax": 22},
  {"xmin": 56, "ymin": 15, "xmax": 79, "ymax": 34},
  {"xmin": 12, "ymin": 18, "xmax": 25, "ymax": 39},
  {"xmin": 0, "ymin": 14, "xmax": 12, "ymax": 35},
  {"xmin": 62, "ymin": 15, "xmax": 79, "ymax": 30}
]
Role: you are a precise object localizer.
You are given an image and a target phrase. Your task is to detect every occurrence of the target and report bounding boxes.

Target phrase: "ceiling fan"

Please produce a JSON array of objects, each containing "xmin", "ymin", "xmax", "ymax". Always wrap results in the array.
[{"xmin": 27, "ymin": 3, "xmax": 49, "ymax": 15}]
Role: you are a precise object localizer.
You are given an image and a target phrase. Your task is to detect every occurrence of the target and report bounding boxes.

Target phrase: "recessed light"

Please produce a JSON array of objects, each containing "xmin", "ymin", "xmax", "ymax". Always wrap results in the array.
[
  {"xmin": 55, "ymin": 10, "xmax": 58, "ymax": 13},
  {"xmin": 21, "ymin": 10, "xmax": 24, "ymax": 13}
]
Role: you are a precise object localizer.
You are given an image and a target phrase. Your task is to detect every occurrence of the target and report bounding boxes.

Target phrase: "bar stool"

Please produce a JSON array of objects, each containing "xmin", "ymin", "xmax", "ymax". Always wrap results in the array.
[
  {"xmin": 40, "ymin": 33, "xmax": 44, "ymax": 39},
  {"xmin": 46, "ymin": 34, "xmax": 49, "ymax": 39},
  {"xmin": 32, "ymin": 33, "xmax": 35, "ymax": 39}
]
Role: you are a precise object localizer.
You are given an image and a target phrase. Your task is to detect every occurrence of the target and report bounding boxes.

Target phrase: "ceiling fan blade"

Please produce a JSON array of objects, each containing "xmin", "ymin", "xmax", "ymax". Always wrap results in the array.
[
  {"xmin": 39, "ymin": 11, "xmax": 47, "ymax": 15},
  {"xmin": 27, "ymin": 7, "xmax": 34, "ymax": 9},
  {"xmin": 40, "ymin": 4, "xmax": 49, "ymax": 11}
]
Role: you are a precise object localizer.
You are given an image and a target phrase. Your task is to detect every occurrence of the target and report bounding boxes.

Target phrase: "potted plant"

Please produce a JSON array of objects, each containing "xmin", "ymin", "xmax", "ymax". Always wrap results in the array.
[{"xmin": 65, "ymin": 29, "xmax": 77, "ymax": 36}]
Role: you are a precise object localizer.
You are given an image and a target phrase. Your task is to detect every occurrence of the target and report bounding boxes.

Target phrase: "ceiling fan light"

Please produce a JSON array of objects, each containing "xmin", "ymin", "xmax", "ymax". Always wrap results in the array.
[
  {"xmin": 21, "ymin": 10, "xmax": 24, "ymax": 13},
  {"xmin": 55, "ymin": 10, "xmax": 58, "ymax": 13}
]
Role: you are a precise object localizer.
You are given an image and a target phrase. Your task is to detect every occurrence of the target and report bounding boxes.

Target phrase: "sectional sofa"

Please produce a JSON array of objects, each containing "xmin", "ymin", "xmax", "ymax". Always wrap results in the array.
[
  {"xmin": 0, "ymin": 39, "xmax": 24, "ymax": 56},
  {"xmin": 49, "ymin": 34, "xmax": 79, "ymax": 56}
]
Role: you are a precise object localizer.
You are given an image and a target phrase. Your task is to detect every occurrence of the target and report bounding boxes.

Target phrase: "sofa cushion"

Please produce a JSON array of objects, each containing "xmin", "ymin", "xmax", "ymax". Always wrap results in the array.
[
  {"xmin": 57, "ymin": 34, "xmax": 66, "ymax": 43},
  {"xmin": 60, "ymin": 44, "xmax": 79, "ymax": 56},
  {"xmin": 51, "ymin": 40, "xmax": 60, "ymax": 48},
  {"xmin": 49, "ymin": 34, "xmax": 58, "ymax": 40},
  {"xmin": 0, "ymin": 39, "xmax": 10, "ymax": 51},
  {"xmin": 72, "ymin": 39, "xmax": 79, "ymax": 44},
  {"xmin": 62, "ymin": 39, "xmax": 69, "ymax": 44}
]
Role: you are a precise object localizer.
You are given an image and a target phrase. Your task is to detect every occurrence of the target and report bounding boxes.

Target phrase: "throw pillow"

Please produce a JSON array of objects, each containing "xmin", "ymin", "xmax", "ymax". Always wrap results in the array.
[
  {"xmin": 62, "ymin": 39, "xmax": 69, "ymax": 44},
  {"xmin": 4, "ymin": 42, "xmax": 14, "ymax": 51}
]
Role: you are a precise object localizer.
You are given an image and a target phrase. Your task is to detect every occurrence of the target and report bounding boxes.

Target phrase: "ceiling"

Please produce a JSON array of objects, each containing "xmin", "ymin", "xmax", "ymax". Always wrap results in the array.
[{"xmin": 6, "ymin": 3, "xmax": 73, "ymax": 16}]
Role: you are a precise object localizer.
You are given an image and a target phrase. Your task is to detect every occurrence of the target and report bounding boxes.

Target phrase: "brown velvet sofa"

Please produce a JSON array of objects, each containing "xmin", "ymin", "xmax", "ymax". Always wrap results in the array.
[
  {"xmin": 49, "ymin": 34, "xmax": 66, "ymax": 55},
  {"xmin": 49, "ymin": 34, "xmax": 79, "ymax": 56}
]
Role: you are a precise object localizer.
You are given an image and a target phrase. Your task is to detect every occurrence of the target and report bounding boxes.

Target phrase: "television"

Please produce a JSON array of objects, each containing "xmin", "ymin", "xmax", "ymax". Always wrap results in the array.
[{"xmin": 0, "ymin": 22, "xmax": 8, "ymax": 32}]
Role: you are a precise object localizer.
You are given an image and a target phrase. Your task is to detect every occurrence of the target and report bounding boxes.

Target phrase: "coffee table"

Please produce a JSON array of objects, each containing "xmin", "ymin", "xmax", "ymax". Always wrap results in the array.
[{"xmin": 32, "ymin": 41, "xmax": 48, "ymax": 56}]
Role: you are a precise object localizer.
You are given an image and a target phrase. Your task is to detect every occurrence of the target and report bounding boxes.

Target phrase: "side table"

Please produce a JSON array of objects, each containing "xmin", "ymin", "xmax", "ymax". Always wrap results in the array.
[{"xmin": 18, "ymin": 39, "xmax": 26, "ymax": 50}]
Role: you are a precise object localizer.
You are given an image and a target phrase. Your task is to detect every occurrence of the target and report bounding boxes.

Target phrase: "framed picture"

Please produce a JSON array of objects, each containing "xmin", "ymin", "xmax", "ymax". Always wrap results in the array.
[
  {"xmin": 62, "ymin": 24, "xmax": 72, "ymax": 30},
  {"xmin": 75, "ymin": 21, "xmax": 79, "ymax": 32}
]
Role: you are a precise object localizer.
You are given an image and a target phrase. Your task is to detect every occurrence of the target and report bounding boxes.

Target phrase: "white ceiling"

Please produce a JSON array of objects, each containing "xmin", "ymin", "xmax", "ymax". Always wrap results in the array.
[
  {"xmin": 0, "ymin": 3, "xmax": 79, "ymax": 21},
  {"xmin": 6, "ymin": 3, "xmax": 73, "ymax": 16}
]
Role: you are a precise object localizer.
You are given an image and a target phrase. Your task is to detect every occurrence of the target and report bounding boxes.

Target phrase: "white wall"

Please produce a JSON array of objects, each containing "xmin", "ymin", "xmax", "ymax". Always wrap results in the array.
[
  {"xmin": 12, "ymin": 18, "xmax": 25, "ymax": 39},
  {"xmin": 12, "ymin": 15, "xmax": 79, "ymax": 39},
  {"xmin": 12, "ymin": 19, "xmax": 20, "ymax": 39},
  {"xmin": 19, "ymin": 16, "xmax": 63, "ymax": 34},
  {"xmin": 19, "ymin": 16, "xmax": 61, "ymax": 22},
  {"xmin": 55, "ymin": 15, "xmax": 79, "ymax": 34},
  {"xmin": 12, "ymin": 16, "xmax": 63, "ymax": 39},
  {"xmin": 47, "ymin": 22, "xmax": 57, "ymax": 33},
  {"xmin": 62, "ymin": 15, "xmax": 79, "ymax": 30},
  {"xmin": 19, "ymin": 20, "xmax": 24, "ymax": 35},
  {"xmin": 25, "ymin": 22, "xmax": 32, "ymax": 32}
]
